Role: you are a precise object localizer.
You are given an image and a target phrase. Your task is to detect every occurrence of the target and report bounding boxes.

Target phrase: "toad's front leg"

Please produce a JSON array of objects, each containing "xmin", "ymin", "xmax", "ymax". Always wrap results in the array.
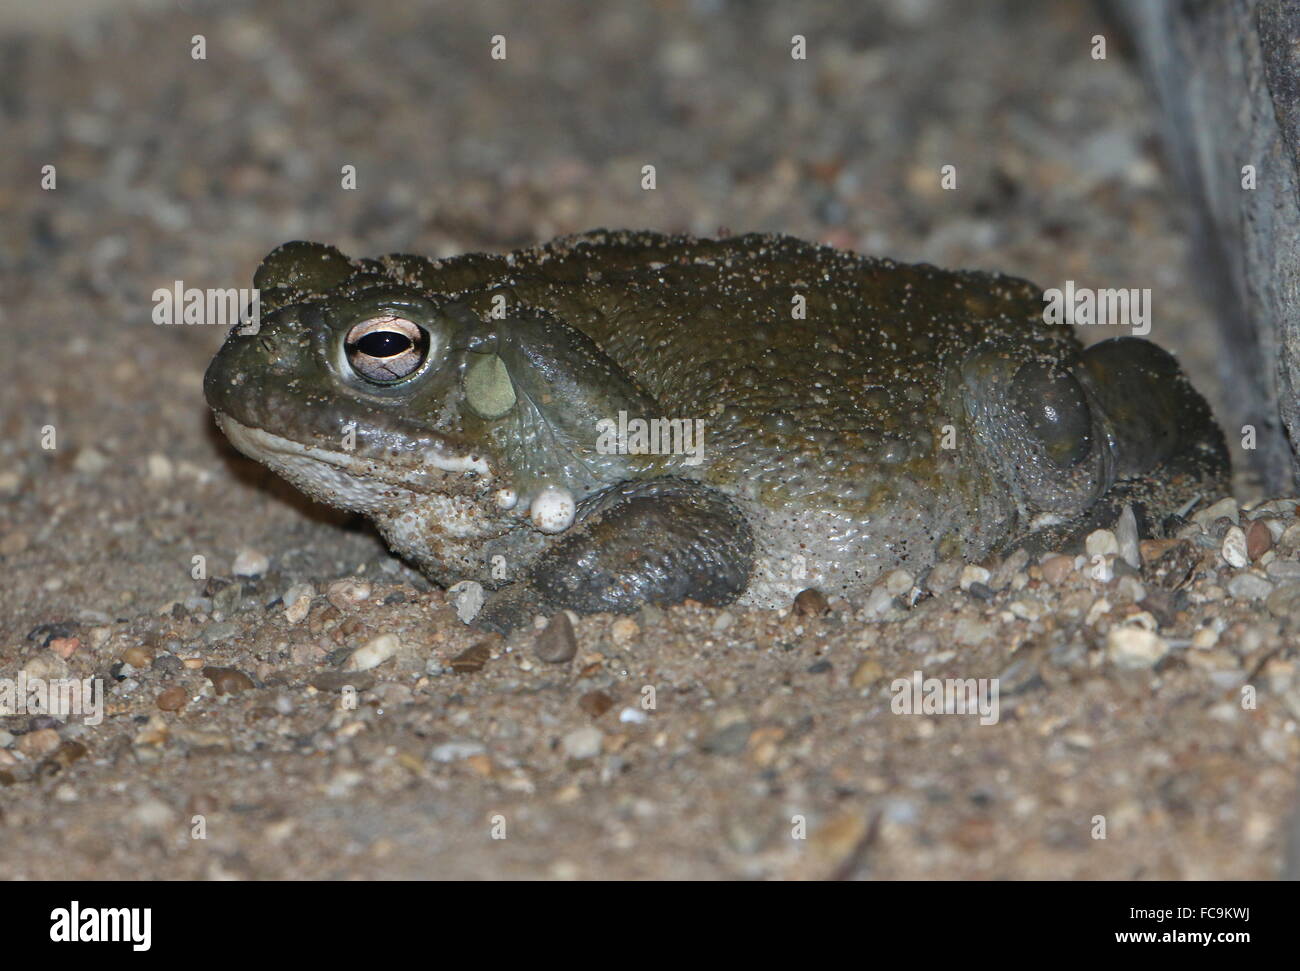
[{"xmin": 474, "ymin": 477, "xmax": 754, "ymax": 633}]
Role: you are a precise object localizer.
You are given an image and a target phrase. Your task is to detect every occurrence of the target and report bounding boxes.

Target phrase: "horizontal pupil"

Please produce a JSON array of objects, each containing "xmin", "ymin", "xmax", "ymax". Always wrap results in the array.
[{"xmin": 356, "ymin": 331, "xmax": 411, "ymax": 357}]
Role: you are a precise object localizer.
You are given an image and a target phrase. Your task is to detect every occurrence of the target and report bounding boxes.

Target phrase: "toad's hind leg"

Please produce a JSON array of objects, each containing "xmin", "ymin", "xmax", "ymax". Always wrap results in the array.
[{"xmin": 474, "ymin": 477, "xmax": 754, "ymax": 633}]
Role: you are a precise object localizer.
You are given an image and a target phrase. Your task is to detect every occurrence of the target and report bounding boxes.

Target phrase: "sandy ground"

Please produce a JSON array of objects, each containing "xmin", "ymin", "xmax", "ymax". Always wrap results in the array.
[{"xmin": 1, "ymin": 0, "xmax": 1297, "ymax": 879}]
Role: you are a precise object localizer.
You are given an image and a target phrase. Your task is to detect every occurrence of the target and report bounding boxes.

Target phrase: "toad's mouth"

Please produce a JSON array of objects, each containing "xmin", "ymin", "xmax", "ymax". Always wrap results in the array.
[{"xmin": 213, "ymin": 413, "xmax": 493, "ymax": 514}]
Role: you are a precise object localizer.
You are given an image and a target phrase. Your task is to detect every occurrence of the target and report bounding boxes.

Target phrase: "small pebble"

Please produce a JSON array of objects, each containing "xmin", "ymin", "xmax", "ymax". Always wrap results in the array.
[
  {"xmin": 562, "ymin": 726, "xmax": 604, "ymax": 760},
  {"xmin": 431, "ymin": 740, "xmax": 486, "ymax": 763},
  {"xmin": 1227, "ymin": 572, "xmax": 1273, "ymax": 602},
  {"xmin": 850, "ymin": 658, "xmax": 884, "ymax": 690},
  {"xmin": 1193, "ymin": 496, "xmax": 1239, "ymax": 529},
  {"xmin": 958, "ymin": 564, "xmax": 990, "ymax": 591},
  {"xmin": 156, "ymin": 686, "xmax": 188, "ymax": 711},
  {"xmin": 926, "ymin": 560, "xmax": 964, "ymax": 594},
  {"xmin": 151, "ymin": 654, "xmax": 183, "ymax": 677},
  {"xmin": 17, "ymin": 728, "xmax": 61, "ymax": 758},
  {"xmin": 1221, "ymin": 526, "xmax": 1248, "ymax": 569},
  {"xmin": 202, "ymin": 666, "xmax": 255, "ymax": 695},
  {"xmin": 327, "ymin": 578, "xmax": 372, "ymax": 611},
  {"xmin": 232, "ymin": 548, "xmax": 270, "ymax": 577},
  {"xmin": 449, "ymin": 640, "xmax": 493, "ymax": 674},
  {"xmin": 444, "ymin": 580, "xmax": 482, "ymax": 623},
  {"xmin": 121, "ymin": 644, "xmax": 152, "ymax": 668},
  {"xmin": 609, "ymin": 617, "xmax": 640, "ymax": 645},
  {"xmin": 1085, "ymin": 529, "xmax": 1119, "ymax": 558},
  {"xmin": 711, "ymin": 611, "xmax": 735, "ymax": 632},
  {"xmin": 793, "ymin": 587, "xmax": 830, "ymax": 616},
  {"xmin": 578, "ymin": 690, "xmax": 615, "ymax": 718},
  {"xmin": 1106, "ymin": 627, "xmax": 1168, "ymax": 669},
  {"xmin": 1040, "ymin": 554, "xmax": 1075, "ymax": 585},
  {"xmin": 346, "ymin": 633, "xmax": 400, "ymax": 672},
  {"xmin": 1115, "ymin": 506, "xmax": 1140, "ymax": 569},
  {"xmin": 883, "ymin": 569, "xmax": 914, "ymax": 597},
  {"xmin": 283, "ymin": 582, "xmax": 314, "ymax": 624},
  {"xmin": 535, "ymin": 613, "xmax": 577, "ymax": 664},
  {"xmin": 1246, "ymin": 519, "xmax": 1273, "ymax": 560}
]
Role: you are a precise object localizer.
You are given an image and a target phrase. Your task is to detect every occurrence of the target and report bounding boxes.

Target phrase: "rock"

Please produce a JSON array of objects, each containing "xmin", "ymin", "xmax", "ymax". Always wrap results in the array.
[
  {"xmin": 1192, "ymin": 498, "xmax": 1241, "ymax": 531},
  {"xmin": 151, "ymin": 654, "xmax": 184, "ymax": 677},
  {"xmin": 793, "ymin": 587, "xmax": 830, "ymax": 616},
  {"xmin": 850, "ymin": 658, "xmax": 884, "ymax": 690},
  {"xmin": 1085, "ymin": 529, "xmax": 1119, "ymax": 558},
  {"xmin": 283, "ymin": 582, "xmax": 314, "ymax": 624},
  {"xmin": 958, "ymin": 564, "xmax": 990, "ymax": 591},
  {"xmin": 702, "ymin": 721, "xmax": 752, "ymax": 756},
  {"xmin": 156, "ymin": 686, "xmax": 188, "ymax": 711},
  {"xmin": 1247, "ymin": 519, "xmax": 1274, "ymax": 560},
  {"xmin": 1106, "ymin": 627, "xmax": 1169, "ymax": 669},
  {"xmin": 711, "ymin": 611, "xmax": 735, "ymax": 632},
  {"xmin": 146, "ymin": 453, "xmax": 174, "ymax": 482},
  {"xmin": 1040, "ymin": 554, "xmax": 1075, "ymax": 585},
  {"xmin": 1221, "ymin": 526, "xmax": 1249, "ymax": 568},
  {"xmin": 202, "ymin": 666, "xmax": 255, "ymax": 695},
  {"xmin": 73, "ymin": 447, "xmax": 109, "ymax": 476},
  {"xmin": 121, "ymin": 644, "xmax": 152, "ymax": 668},
  {"xmin": 1227, "ymin": 572, "xmax": 1274, "ymax": 601},
  {"xmin": 232, "ymin": 548, "xmax": 269, "ymax": 577},
  {"xmin": 954, "ymin": 618, "xmax": 994, "ymax": 646},
  {"xmin": 346, "ymin": 633, "xmax": 400, "ymax": 672},
  {"xmin": 883, "ymin": 569, "xmax": 914, "ymax": 597},
  {"xmin": 17, "ymin": 728, "xmax": 60, "ymax": 758},
  {"xmin": 926, "ymin": 559, "xmax": 964, "ymax": 594},
  {"xmin": 578, "ymin": 690, "xmax": 615, "ymax": 718},
  {"xmin": 991, "ymin": 549, "xmax": 1029, "ymax": 591},
  {"xmin": 1266, "ymin": 582, "xmax": 1300, "ymax": 621},
  {"xmin": 1115, "ymin": 506, "xmax": 1141, "ymax": 569},
  {"xmin": 22, "ymin": 653, "xmax": 69, "ymax": 681},
  {"xmin": 535, "ymin": 613, "xmax": 577, "ymax": 664},
  {"xmin": 49, "ymin": 637, "xmax": 80, "ymax": 660},
  {"xmin": 1116, "ymin": 0, "xmax": 1300, "ymax": 487},
  {"xmin": 609, "ymin": 617, "xmax": 640, "ymax": 645},
  {"xmin": 1267, "ymin": 559, "xmax": 1300, "ymax": 579},
  {"xmin": 448, "ymin": 640, "xmax": 493, "ymax": 674},
  {"xmin": 858, "ymin": 585, "xmax": 895, "ymax": 619},
  {"xmin": 562, "ymin": 726, "xmax": 604, "ymax": 760},
  {"xmin": 447, "ymin": 580, "xmax": 484, "ymax": 623},
  {"xmin": 326, "ymin": 578, "xmax": 372, "ymax": 611},
  {"xmin": 431, "ymin": 740, "xmax": 486, "ymax": 762}
]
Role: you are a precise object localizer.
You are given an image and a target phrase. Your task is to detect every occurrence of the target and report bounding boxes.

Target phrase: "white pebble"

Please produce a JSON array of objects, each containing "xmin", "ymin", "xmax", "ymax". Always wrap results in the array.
[
  {"xmin": 448, "ymin": 580, "xmax": 485, "ymax": 623},
  {"xmin": 1085, "ymin": 529, "xmax": 1119, "ymax": 558},
  {"xmin": 562, "ymin": 726, "xmax": 604, "ymax": 760},
  {"xmin": 1115, "ymin": 506, "xmax": 1140, "ymax": 569},
  {"xmin": 1221, "ymin": 526, "xmax": 1248, "ymax": 569},
  {"xmin": 958, "ymin": 564, "xmax": 990, "ymax": 591},
  {"xmin": 326, "ymin": 578, "xmax": 372, "ymax": 610},
  {"xmin": 1193, "ymin": 496, "xmax": 1239, "ymax": 529},
  {"xmin": 884, "ymin": 569, "xmax": 914, "ymax": 597},
  {"xmin": 1106, "ymin": 627, "xmax": 1168, "ymax": 669},
  {"xmin": 530, "ymin": 485, "xmax": 576, "ymax": 533},
  {"xmin": 346, "ymin": 633, "xmax": 400, "ymax": 672},
  {"xmin": 283, "ymin": 582, "xmax": 314, "ymax": 624},
  {"xmin": 232, "ymin": 548, "xmax": 270, "ymax": 577}
]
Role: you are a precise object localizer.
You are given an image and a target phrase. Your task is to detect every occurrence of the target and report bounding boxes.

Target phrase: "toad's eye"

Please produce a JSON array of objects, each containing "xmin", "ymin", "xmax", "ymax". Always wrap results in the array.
[
  {"xmin": 1012, "ymin": 361, "xmax": 1092, "ymax": 468},
  {"xmin": 344, "ymin": 316, "xmax": 430, "ymax": 383}
]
